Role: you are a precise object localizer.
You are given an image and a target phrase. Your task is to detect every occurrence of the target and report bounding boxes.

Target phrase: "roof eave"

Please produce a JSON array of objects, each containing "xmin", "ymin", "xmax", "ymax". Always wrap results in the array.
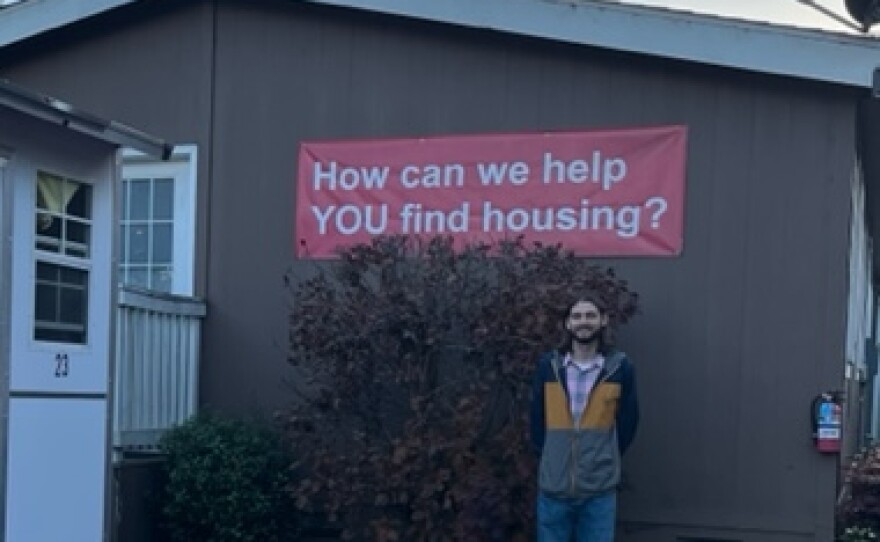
[
  {"xmin": 1, "ymin": 0, "xmax": 878, "ymax": 89},
  {"xmin": 0, "ymin": 0, "xmax": 136, "ymax": 49},
  {"xmin": 0, "ymin": 79, "xmax": 172, "ymax": 159},
  {"xmin": 305, "ymin": 0, "xmax": 880, "ymax": 89}
]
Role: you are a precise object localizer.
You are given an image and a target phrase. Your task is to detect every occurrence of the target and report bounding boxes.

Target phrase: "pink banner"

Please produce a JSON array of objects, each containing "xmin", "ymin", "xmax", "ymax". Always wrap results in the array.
[{"xmin": 296, "ymin": 126, "xmax": 686, "ymax": 258}]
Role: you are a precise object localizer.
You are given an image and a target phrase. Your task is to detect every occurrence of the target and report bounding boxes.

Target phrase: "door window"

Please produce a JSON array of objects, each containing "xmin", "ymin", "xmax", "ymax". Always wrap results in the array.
[{"xmin": 33, "ymin": 171, "xmax": 91, "ymax": 344}]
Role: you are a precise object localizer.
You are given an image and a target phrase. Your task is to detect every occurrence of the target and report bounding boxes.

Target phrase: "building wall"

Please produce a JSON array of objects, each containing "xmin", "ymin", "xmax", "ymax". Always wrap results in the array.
[{"xmin": 0, "ymin": 1, "xmax": 859, "ymax": 540}]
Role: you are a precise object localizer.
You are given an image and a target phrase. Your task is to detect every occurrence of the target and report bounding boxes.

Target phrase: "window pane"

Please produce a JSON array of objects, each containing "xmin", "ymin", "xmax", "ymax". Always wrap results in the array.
[
  {"xmin": 59, "ymin": 287, "xmax": 87, "ymax": 325},
  {"xmin": 128, "ymin": 224, "xmax": 149, "ymax": 264},
  {"xmin": 152, "ymin": 224, "xmax": 172, "ymax": 263},
  {"xmin": 36, "ymin": 262, "xmax": 59, "ymax": 281},
  {"xmin": 126, "ymin": 267, "xmax": 148, "ymax": 289},
  {"xmin": 65, "ymin": 220, "xmax": 90, "ymax": 258},
  {"xmin": 154, "ymin": 178, "xmax": 174, "ymax": 220},
  {"xmin": 34, "ymin": 262, "xmax": 88, "ymax": 345},
  {"xmin": 129, "ymin": 179, "xmax": 150, "ymax": 221},
  {"xmin": 35, "ymin": 214, "xmax": 61, "ymax": 253},
  {"xmin": 36, "ymin": 173, "xmax": 92, "ymax": 257},
  {"xmin": 151, "ymin": 265, "xmax": 173, "ymax": 293},
  {"xmin": 60, "ymin": 266, "xmax": 87, "ymax": 287},
  {"xmin": 65, "ymin": 181, "xmax": 91, "ymax": 219},
  {"xmin": 35, "ymin": 284, "xmax": 57, "ymax": 322}
]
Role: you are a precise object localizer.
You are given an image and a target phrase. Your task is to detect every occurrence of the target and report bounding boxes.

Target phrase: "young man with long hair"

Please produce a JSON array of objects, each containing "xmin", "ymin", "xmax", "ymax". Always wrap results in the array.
[{"xmin": 530, "ymin": 293, "xmax": 639, "ymax": 542}]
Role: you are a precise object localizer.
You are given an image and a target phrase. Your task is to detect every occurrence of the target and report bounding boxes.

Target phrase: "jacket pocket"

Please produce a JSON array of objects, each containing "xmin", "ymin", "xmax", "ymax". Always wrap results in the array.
[
  {"xmin": 576, "ymin": 432, "xmax": 620, "ymax": 493},
  {"xmin": 539, "ymin": 432, "xmax": 573, "ymax": 495}
]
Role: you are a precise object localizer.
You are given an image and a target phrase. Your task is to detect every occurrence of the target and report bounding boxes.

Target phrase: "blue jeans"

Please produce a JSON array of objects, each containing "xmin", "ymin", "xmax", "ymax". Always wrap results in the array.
[{"xmin": 537, "ymin": 491, "xmax": 616, "ymax": 542}]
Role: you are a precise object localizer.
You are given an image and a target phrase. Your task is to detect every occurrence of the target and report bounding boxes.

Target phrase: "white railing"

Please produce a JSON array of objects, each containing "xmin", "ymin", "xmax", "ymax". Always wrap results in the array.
[{"xmin": 113, "ymin": 286, "xmax": 206, "ymax": 453}]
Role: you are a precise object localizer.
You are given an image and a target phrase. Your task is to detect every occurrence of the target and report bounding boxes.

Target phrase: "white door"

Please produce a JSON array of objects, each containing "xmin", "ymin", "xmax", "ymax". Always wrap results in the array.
[{"xmin": 5, "ymin": 155, "xmax": 114, "ymax": 541}]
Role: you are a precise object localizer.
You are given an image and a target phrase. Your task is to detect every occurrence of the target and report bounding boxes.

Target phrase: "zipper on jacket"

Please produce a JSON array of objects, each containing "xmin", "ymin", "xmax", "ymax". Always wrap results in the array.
[
  {"xmin": 567, "ymin": 355, "xmax": 623, "ymax": 496},
  {"xmin": 553, "ymin": 353, "xmax": 581, "ymax": 497}
]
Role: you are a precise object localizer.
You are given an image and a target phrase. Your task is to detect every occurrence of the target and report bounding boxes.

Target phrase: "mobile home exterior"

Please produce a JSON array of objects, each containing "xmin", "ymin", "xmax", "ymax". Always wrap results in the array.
[{"xmin": 1, "ymin": 1, "xmax": 878, "ymax": 540}]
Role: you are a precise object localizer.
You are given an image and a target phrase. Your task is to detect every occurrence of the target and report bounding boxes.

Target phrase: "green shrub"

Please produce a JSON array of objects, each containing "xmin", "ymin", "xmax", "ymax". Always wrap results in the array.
[
  {"xmin": 159, "ymin": 413, "xmax": 292, "ymax": 542},
  {"xmin": 840, "ymin": 526, "xmax": 879, "ymax": 542}
]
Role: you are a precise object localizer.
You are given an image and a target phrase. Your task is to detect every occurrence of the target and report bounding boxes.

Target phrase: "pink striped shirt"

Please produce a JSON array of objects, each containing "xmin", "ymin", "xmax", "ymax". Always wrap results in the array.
[{"xmin": 564, "ymin": 353, "xmax": 604, "ymax": 423}]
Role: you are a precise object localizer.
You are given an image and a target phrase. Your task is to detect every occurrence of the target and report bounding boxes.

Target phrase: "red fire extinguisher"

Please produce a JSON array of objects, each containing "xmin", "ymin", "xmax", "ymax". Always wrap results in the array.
[{"xmin": 812, "ymin": 392, "xmax": 842, "ymax": 453}]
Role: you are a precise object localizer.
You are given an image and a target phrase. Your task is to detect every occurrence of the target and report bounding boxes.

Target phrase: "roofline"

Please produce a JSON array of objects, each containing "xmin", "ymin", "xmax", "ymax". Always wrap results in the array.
[
  {"xmin": 0, "ymin": 0, "xmax": 878, "ymax": 89},
  {"xmin": 0, "ymin": 79, "xmax": 172, "ymax": 159},
  {"xmin": 0, "ymin": 0, "xmax": 137, "ymax": 48},
  {"xmin": 303, "ymin": 0, "xmax": 880, "ymax": 89}
]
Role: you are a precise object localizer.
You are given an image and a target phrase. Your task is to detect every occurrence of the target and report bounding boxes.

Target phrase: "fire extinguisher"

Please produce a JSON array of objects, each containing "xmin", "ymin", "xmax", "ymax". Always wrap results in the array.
[{"xmin": 811, "ymin": 392, "xmax": 842, "ymax": 453}]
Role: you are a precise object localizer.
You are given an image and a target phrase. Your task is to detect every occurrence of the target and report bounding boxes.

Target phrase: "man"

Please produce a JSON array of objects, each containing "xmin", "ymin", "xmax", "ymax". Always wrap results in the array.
[{"xmin": 530, "ymin": 294, "xmax": 639, "ymax": 542}]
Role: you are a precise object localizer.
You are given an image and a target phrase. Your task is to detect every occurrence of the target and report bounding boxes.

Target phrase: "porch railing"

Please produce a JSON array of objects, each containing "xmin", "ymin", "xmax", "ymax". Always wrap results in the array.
[{"xmin": 113, "ymin": 286, "xmax": 206, "ymax": 453}]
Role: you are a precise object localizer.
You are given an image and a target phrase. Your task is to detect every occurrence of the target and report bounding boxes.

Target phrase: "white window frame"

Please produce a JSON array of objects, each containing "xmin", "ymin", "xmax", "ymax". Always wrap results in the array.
[{"xmin": 120, "ymin": 145, "xmax": 197, "ymax": 296}]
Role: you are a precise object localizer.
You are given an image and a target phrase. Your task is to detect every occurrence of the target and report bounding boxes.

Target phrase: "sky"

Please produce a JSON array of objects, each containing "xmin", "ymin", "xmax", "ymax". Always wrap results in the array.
[{"xmin": 611, "ymin": 0, "xmax": 879, "ymax": 35}]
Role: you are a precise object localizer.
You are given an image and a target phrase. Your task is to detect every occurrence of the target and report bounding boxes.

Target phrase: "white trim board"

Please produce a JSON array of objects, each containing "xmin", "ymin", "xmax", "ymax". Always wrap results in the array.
[{"xmin": 0, "ymin": 80, "xmax": 171, "ymax": 160}]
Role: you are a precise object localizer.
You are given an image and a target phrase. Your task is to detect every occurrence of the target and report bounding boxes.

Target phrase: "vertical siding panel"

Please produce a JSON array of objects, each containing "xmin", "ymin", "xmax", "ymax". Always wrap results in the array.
[
  {"xmin": 159, "ymin": 313, "xmax": 169, "ymax": 430},
  {"xmin": 169, "ymin": 314, "xmax": 180, "ymax": 426},
  {"xmin": 186, "ymin": 318, "xmax": 197, "ymax": 417},
  {"xmin": 126, "ymin": 309, "xmax": 136, "ymax": 436},
  {"xmin": 735, "ymin": 89, "xmax": 793, "ymax": 526}
]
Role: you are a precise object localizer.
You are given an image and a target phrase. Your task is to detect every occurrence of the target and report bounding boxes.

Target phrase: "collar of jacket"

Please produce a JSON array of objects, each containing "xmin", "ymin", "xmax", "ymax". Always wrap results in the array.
[{"xmin": 551, "ymin": 349, "xmax": 625, "ymax": 390}]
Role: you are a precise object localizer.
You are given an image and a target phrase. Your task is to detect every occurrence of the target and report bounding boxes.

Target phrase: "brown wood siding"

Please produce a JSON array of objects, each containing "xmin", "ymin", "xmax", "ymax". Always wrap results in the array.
[
  {"xmin": 206, "ymin": 4, "xmax": 855, "ymax": 539},
  {"xmin": 0, "ymin": 1, "xmax": 860, "ymax": 540}
]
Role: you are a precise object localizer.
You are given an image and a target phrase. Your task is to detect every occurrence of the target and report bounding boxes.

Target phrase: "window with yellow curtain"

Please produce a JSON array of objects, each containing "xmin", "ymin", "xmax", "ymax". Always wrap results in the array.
[{"xmin": 34, "ymin": 171, "xmax": 91, "ymax": 344}]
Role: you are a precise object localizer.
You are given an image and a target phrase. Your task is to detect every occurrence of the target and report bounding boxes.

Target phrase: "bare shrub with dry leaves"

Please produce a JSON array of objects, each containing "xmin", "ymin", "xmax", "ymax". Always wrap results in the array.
[{"xmin": 285, "ymin": 236, "xmax": 638, "ymax": 541}]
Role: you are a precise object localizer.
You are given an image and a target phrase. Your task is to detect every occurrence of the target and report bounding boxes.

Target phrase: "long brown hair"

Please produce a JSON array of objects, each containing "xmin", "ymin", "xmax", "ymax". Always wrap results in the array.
[{"xmin": 558, "ymin": 292, "xmax": 613, "ymax": 355}]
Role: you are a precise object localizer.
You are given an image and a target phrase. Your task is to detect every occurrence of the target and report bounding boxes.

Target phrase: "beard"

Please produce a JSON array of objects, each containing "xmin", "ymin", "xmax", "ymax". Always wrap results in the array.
[{"xmin": 569, "ymin": 327, "xmax": 602, "ymax": 346}]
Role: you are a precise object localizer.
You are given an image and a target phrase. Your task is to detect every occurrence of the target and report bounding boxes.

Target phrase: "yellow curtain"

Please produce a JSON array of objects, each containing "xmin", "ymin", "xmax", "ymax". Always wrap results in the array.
[{"xmin": 36, "ymin": 172, "xmax": 78, "ymax": 231}]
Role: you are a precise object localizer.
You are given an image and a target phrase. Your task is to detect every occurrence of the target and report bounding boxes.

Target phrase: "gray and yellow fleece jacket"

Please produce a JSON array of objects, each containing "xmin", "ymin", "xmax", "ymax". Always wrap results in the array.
[{"xmin": 530, "ymin": 349, "xmax": 638, "ymax": 499}]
